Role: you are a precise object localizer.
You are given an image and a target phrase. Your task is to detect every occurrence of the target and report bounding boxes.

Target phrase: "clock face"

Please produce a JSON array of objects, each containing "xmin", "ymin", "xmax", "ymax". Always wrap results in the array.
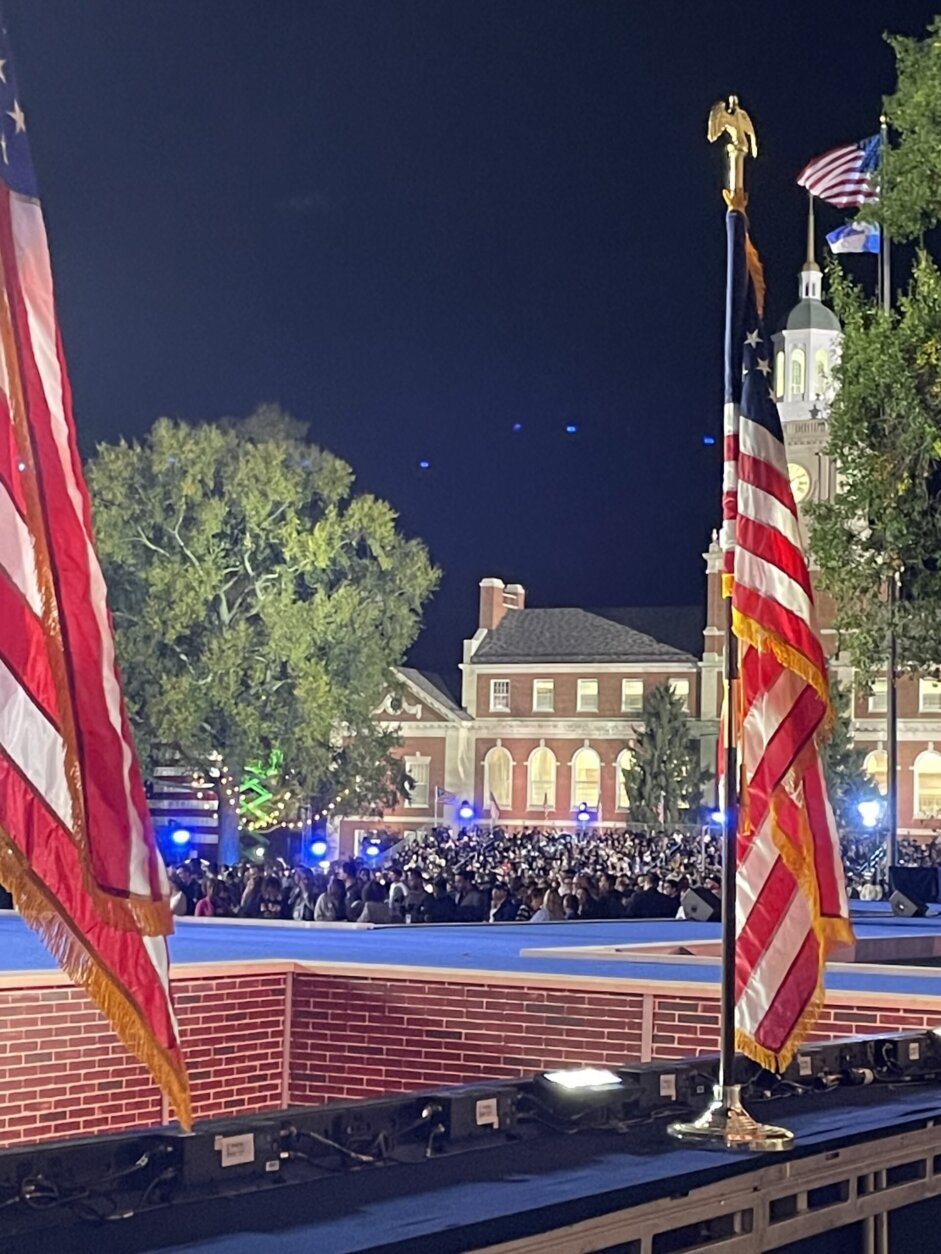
[{"xmin": 787, "ymin": 461, "xmax": 812, "ymax": 505}]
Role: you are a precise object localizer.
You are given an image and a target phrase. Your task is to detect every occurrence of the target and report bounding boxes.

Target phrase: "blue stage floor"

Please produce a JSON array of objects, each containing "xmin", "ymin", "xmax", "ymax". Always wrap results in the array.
[{"xmin": 3, "ymin": 902, "xmax": 941, "ymax": 1001}]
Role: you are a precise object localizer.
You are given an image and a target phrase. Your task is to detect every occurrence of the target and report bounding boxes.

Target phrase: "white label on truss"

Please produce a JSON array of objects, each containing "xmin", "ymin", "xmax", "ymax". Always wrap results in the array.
[
  {"xmin": 798, "ymin": 1055, "xmax": 812, "ymax": 1076},
  {"xmin": 476, "ymin": 1097, "xmax": 499, "ymax": 1128},
  {"xmin": 911, "ymin": 1042, "xmax": 921, "ymax": 1061},
  {"xmin": 217, "ymin": 1133, "xmax": 255, "ymax": 1167},
  {"xmin": 659, "ymin": 1074, "xmax": 677, "ymax": 1100}
]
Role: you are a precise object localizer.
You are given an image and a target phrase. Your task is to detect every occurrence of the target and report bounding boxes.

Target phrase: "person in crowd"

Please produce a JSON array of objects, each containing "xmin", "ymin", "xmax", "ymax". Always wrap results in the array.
[
  {"xmin": 358, "ymin": 878, "xmax": 392, "ymax": 923},
  {"xmin": 423, "ymin": 876, "xmax": 459, "ymax": 923},
  {"xmin": 453, "ymin": 869, "xmax": 486, "ymax": 922},
  {"xmin": 194, "ymin": 877, "xmax": 233, "ymax": 918},
  {"xmin": 599, "ymin": 872, "xmax": 625, "ymax": 919},
  {"xmin": 544, "ymin": 887, "xmax": 565, "ymax": 921},
  {"xmin": 660, "ymin": 878, "xmax": 682, "ymax": 919},
  {"xmin": 314, "ymin": 876, "xmax": 346, "ymax": 922},
  {"xmin": 258, "ymin": 874, "xmax": 286, "ymax": 920},
  {"xmin": 563, "ymin": 892, "xmax": 581, "ymax": 920},
  {"xmin": 290, "ymin": 867, "xmax": 318, "ymax": 921},
  {"xmin": 387, "ymin": 867, "xmax": 407, "ymax": 921},
  {"xmin": 528, "ymin": 887, "xmax": 552, "ymax": 922},
  {"xmin": 404, "ymin": 869, "xmax": 434, "ymax": 922},
  {"xmin": 625, "ymin": 872, "xmax": 675, "ymax": 919},
  {"xmin": 489, "ymin": 882, "xmax": 518, "ymax": 922}
]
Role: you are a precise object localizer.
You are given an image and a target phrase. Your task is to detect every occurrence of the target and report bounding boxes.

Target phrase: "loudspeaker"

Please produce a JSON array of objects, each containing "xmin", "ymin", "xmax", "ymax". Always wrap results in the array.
[
  {"xmin": 682, "ymin": 887, "xmax": 721, "ymax": 922},
  {"xmin": 890, "ymin": 889, "xmax": 928, "ymax": 918}
]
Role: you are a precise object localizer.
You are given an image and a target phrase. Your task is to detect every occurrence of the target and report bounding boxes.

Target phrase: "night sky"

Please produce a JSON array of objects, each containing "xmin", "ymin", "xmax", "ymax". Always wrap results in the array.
[{"xmin": 4, "ymin": 1, "xmax": 937, "ymax": 677}]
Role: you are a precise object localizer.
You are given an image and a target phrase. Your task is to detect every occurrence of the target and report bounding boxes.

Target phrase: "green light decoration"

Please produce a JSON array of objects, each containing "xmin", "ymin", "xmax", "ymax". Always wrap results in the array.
[{"xmin": 239, "ymin": 750, "xmax": 284, "ymax": 833}]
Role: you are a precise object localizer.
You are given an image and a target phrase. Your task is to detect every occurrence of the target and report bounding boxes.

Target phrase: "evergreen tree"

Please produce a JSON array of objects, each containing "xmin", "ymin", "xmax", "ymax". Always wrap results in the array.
[
  {"xmin": 623, "ymin": 681, "xmax": 711, "ymax": 826},
  {"xmin": 821, "ymin": 679, "xmax": 881, "ymax": 834}
]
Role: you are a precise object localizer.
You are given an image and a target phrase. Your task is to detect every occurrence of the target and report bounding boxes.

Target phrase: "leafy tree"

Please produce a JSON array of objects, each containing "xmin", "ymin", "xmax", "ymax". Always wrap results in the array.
[
  {"xmin": 820, "ymin": 679, "xmax": 882, "ymax": 833},
  {"xmin": 623, "ymin": 681, "xmax": 711, "ymax": 826},
  {"xmin": 811, "ymin": 16, "xmax": 941, "ymax": 679},
  {"xmin": 88, "ymin": 406, "xmax": 439, "ymax": 861}
]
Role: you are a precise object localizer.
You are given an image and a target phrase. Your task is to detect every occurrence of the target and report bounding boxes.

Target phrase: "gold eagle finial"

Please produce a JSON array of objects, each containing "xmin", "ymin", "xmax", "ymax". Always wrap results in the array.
[{"xmin": 707, "ymin": 95, "xmax": 758, "ymax": 210}]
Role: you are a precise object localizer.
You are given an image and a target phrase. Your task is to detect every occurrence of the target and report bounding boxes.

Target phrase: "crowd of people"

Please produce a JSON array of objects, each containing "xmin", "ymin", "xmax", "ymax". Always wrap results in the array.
[{"xmin": 167, "ymin": 825, "xmax": 728, "ymax": 925}]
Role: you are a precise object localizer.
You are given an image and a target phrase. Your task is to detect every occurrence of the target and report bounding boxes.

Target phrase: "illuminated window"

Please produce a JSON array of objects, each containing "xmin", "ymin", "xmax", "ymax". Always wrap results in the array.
[
  {"xmin": 790, "ymin": 348, "xmax": 805, "ymax": 399},
  {"xmin": 532, "ymin": 679, "xmax": 555, "ymax": 712},
  {"xmin": 577, "ymin": 679, "xmax": 599, "ymax": 712},
  {"xmin": 404, "ymin": 758, "xmax": 430, "ymax": 808},
  {"xmin": 915, "ymin": 750, "xmax": 941, "ymax": 818},
  {"xmin": 920, "ymin": 679, "xmax": 941, "ymax": 713},
  {"xmin": 775, "ymin": 350, "xmax": 785, "ymax": 399},
  {"xmin": 571, "ymin": 747, "xmax": 601, "ymax": 808},
  {"xmin": 669, "ymin": 677, "xmax": 691, "ymax": 712},
  {"xmin": 490, "ymin": 679, "xmax": 510, "ymax": 712},
  {"xmin": 616, "ymin": 748, "xmax": 634, "ymax": 810},
  {"xmin": 814, "ymin": 348, "xmax": 829, "ymax": 396},
  {"xmin": 863, "ymin": 749, "xmax": 887, "ymax": 796},
  {"xmin": 483, "ymin": 745, "xmax": 512, "ymax": 809},
  {"xmin": 528, "ymin": 746, "xmax": 557, "ymax": 809},
  {"xmin": 621, "ymin": 679, "xmax": 644, "ymax": 713},
  {"xmin": 868, "ymin": 679, "xmax": 887, "ymax": 713}
]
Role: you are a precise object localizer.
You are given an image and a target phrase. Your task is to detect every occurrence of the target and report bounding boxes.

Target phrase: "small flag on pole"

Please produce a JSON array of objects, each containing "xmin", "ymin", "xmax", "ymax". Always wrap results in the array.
[
  {"xmin": 797, "ymin": 134, "xmax": 880, "ymax": 208},
  {"xmin": 826, "ymin": 220, "xmax": 880, "ymax": 255},
  {"xmin": 435, "ymin": 786, "xmax": 457, "ymax": 804},
  {"xmin": 489, "ymin": 792, "xmax": 501, "ymax": 823},
  {"xmin": 722, "ymin": 210, "xmax": 854, "ymax": 1073},
  {"xmin": 0, "ymin": 27, "xmax": 190, "ymax": 1124}
]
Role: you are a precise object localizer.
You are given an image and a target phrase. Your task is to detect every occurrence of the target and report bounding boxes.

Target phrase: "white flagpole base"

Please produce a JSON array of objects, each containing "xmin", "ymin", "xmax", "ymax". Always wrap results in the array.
[{"xmin": 667, "ymin": 1084, "xmax": 794, "ymax": 1152}]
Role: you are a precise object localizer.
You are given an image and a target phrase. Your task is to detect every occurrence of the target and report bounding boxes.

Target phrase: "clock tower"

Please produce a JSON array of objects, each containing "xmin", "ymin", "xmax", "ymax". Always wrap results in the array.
[{"xmin": 771, "ymin": 200, "xmax": 841, "ymax": 532}]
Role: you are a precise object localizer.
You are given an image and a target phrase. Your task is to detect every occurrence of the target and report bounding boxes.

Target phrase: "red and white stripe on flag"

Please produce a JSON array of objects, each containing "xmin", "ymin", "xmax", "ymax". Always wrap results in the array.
[
  {"xmin": 724, "ymin": 220, "xmax": 853, "ymax": 1073},
  {"xmin": 0, "ymin": 185, "xmax": 191, "ymax": 1125},
  {"xmin": 797, "ymin": 142, "xmax": 878, "ymax": 209}
]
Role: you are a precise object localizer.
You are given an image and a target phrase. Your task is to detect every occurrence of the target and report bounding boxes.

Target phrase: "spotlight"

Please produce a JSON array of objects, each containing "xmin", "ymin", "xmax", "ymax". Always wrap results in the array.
[
  {"xmin": 542, "ymin": 1067, "xmax": 622, "ymax": 1091},
  {"xmin": 857, "ymin": 798, "xmax": 883, "ymax": 829},
  {"xmin": 575, "ymin": 804, "xmax": 591, "ymax": 824},
  {"xmin": 319, "ymin": 859, "xmax": 332, "ymax": 871},
  {"xmin": 253, "ymin": 845, "xmax": 266, "ymax": 859},
  {"xmin": 310, "ymin": 837, "xmax": 328, "ymax": 859},
  {"xmin": 364, "ymin": 841, "xmax": 381, "ymax": 858},
  {"xmin": 457, "ymin": 800, "xmax": 475, "ymax": 822},
  {"xmin": 170, "ymin": 828, "xmax": 191, "ymax": 847}
]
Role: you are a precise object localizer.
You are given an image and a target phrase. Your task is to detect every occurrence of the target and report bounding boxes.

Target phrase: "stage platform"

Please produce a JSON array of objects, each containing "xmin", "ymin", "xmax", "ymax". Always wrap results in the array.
[{"xmin": 3, "ymin": 904, "xmax": 941, "ymax": 1149}]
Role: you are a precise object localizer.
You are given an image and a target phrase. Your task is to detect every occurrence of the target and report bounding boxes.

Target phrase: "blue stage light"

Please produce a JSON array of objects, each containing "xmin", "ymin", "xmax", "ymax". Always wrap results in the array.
[
  {"xmin": 575, "ymin": 804, "xmax": 591, "ymax": 824},
  {"xmin": 310, "ymin": 837, "xmax": 328, "ymax": 859},
  {"xmin": 703, "ymin": 434, "xmax": 717, "ymax": 446},
  {"xmin": 710, "ymin": 809, "xmax": 724, "ymax": 824},
  {"xmin": 170, "ymin": 828, "xmax": 191, "ymax": 847},
  {"xmin": 364, "ymin": 841, "xmax": 381, "ymax": 858},
  {"xmin": 457, "ymin": 800, "xmax": 475, "ymax": 822}
]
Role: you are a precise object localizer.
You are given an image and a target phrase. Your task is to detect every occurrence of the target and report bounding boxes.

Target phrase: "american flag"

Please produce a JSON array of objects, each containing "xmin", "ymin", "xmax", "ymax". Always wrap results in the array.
[
  {"xmin": 721, "ymin": 210, "xmax": 853, "ymax": 1073},
  {"xmin": 797, "ymin": 134, "xmax": 880, "ymax": 208},
  {"xmin": 0, "ymin": 29, "xmax": 190, "ymax": 1122}
]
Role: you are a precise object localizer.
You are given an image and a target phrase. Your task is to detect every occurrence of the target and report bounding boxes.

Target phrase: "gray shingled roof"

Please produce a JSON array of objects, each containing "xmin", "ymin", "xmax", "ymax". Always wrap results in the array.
[
  {"xmin": 472, "ymin": 608, "xmax": 697, "ymax": 664},
  {"xmin": 591, "ymin": 606, "xmax": 704, "ymax": 659},
  {"xmin": 396, "ymin": 667, "xmax": 470, "ymax": 720}
]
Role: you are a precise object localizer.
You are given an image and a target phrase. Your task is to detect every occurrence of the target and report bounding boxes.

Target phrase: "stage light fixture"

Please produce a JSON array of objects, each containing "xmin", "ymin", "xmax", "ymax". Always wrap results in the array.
[
  {"xmin": 575, "ymin": 804, "xmax": 591, "ymax": 824},
  {"xmin": 364, "ymin": 841, "xmax": 381, "ymax": 858},
  {"xmin": 310, "ymin": 837, "xmax": 328, "ymax": 858},
  {"xmin": 857, "ymin": 798, "xmax": 883, "ymax": 829},
  {"xmin": 253, "ymin": 845, "xmax": 266, "ymax": 859},
  {"xmin": 709, "ymin": 809, "xmax": 724, "ymax": 823},
  {"xmin": 170, "ymin": 828, "xmax": 191, "ymax": 847},
  {"xmin": 542, "ymin": 1067, "xmax": 622, "ymax": 1091},
  {"xmin": 457, "ymin": 800, "xmax": 475, "ymax": 822}
]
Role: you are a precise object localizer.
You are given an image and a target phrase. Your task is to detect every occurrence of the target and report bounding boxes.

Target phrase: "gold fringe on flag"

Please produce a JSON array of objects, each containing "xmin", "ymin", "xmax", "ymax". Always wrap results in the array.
[{"xmin": 0, "ymin": 829, "xmax": 192, "ymax": 1130}]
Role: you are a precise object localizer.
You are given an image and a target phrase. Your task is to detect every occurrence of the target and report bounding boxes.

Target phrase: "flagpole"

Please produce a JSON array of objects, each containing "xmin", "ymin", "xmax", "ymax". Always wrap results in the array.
[
  {"xmin": 668, "ymin": 96, "xmax": 793, "ymax": 1151},
  {"xmin": 879, "ymin": 114, "xmax": 900, "ymax": 876}
]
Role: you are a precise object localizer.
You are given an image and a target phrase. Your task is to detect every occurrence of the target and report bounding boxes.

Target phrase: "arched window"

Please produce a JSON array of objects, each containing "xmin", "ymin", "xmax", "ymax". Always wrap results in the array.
[
  {"xmin": 814, "ymin": 348, "xmax": 829, "ymax": 396},
  {"xmin": 774, "ymin": 350, "xmax": 785, "ymax": 399},
  {"xmin": 616, "ymin": 748, "xmax": 634, "ymax": 811},
  {"xmin": 571, "ymin": 746, "xmax": 601, "ymax": 809},
  {"xmin": 483, "ymin": 745, "xmax": 512, "ymax": 809},
  {"xmin": 863, "ymin": 749, "xmax": 887, "ymax": 796},
  {"xmin": 528, "ymin": 746, "xmax": 557, "ymax": 810},
  {"xmin": 789, "ymin": 348, "xmax": 805, "ymax": 400},
  {"xmin": 914, "ymin": 750, "xmax": 941, "ymax": 818}
]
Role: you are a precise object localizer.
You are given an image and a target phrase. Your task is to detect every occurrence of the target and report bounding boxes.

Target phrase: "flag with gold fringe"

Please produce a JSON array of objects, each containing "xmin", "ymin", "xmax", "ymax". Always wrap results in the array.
[
  {"xmin": 0, "ymin": 24, "xmax": 190, "ymax": 1126},
  {"xmin": 720, "ymin": 208, "xmax": 853, "ymax": 1073}
]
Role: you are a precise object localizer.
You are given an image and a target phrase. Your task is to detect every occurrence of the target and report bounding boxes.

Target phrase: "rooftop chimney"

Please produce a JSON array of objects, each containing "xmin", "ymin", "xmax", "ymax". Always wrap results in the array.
[{"xmin": 478, "ymin": 578, "xmax": 526, "ymax": 632}]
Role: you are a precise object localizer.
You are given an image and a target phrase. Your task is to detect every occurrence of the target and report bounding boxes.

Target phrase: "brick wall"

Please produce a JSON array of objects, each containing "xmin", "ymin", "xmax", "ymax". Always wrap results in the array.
[
  {"xmin": 0, "ymin": 971, "xmax": 288, "ymax": 1147},
  {"xmin": 4, "ymin": 965, "xmax": 941, "ymax": 1148}
]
